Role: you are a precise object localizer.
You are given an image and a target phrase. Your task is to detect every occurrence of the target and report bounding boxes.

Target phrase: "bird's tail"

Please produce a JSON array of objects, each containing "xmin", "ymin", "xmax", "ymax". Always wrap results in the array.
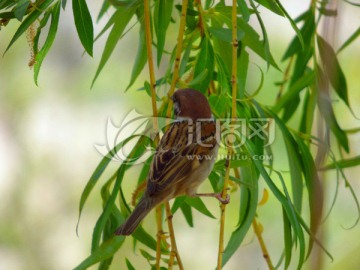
[{"xmin": 114, "ymin": 196, "xmax": 154, "ymax": 235}]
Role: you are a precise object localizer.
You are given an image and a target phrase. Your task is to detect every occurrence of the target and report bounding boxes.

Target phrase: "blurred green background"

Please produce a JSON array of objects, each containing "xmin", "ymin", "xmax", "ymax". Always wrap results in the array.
[{"xmin": 0, "ymin": 1, "xmax": 359, "ymax": 269}]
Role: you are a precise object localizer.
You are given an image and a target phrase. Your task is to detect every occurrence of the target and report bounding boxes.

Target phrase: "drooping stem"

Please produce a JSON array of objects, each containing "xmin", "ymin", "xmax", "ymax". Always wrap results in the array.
[
  {"xmin": 144, "ymin": 0, "xmax": 158, "ymax": 128},
  {"xmin": 275, "ymin": 56, "xmax": 294, "ymax": 102},
  {"xmin": 252, "ymin": 218, "xmax": 274, "ymax": 270},
  {"xmin": 166, "ymin": 203, "xmax": 184, "ymax": 270},
  {"xmin": 163, "ymin": 0, "xmax": 189, "ymax": 267},
  {"xmin": 165, "ymin": 0, "xmax": 189, "ymax": 118},
  {"xmin": 155, "ymin": 206, "xmax": 163, "ymax": 270},
  {"xmin": 143, "ymin": 0, "xmax": 161, "ymax": 268},
  {"xmin": 217, "ymin": 1, "xmax": 238, "ymax": 269}
]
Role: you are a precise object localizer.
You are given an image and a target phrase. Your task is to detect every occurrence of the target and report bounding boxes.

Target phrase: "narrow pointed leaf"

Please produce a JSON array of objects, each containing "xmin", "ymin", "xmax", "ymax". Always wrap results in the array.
[
  {"xmin": 222, "ymin": 162, "xmax": 258, "ymax": 267},
  {"xmin": 322, "ymin": 155, "xmax": 360, "ymax": 170},
  {"xmin": 337, "ymin": 26, "xmax": 360, "ymax": 53},
  {"xmin": 192, "ymin": 38, "xmax": 214, "ymax": 93},
  {"xmin": 92, "ymin": 6, "xmax": 136, "ymax": 87},
  {"xmin": 185, "ymin": 197, "xmax": 215, "ymax": 219},
  {"xmin": 72, "ymin": 0, "xmax": 94, "ymax": 56},
  {"xmin": 154, "ymin": 0, "xmax": 174, "ymax": 66},
  {"xmin": 34, "ymin": 1, "xmax": 61, "ymax": 85},
  {"xmin": 127, "ymin": 19, "xmax": 147, "ymax": 90},
  {"xmin": 74, "ymin": 236, "xmax": 125, "ymax": 270},
  {"xmin": 273, "ymin": 0, "xmax": 304, "ymax": 48},
  {"xmin": 317, "ymin": 35, "xmax": 349, "ymax": 107}
]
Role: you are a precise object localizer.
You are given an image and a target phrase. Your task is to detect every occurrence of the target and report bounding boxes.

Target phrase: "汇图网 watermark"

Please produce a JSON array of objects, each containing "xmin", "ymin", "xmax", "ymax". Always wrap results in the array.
[{"xmin": 94, "ymin": 109, "xmax": 275, "ymax": 164}]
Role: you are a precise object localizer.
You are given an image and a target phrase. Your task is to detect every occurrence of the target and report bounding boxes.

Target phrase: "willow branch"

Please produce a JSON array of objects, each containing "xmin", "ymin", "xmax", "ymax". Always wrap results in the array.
[
  {"xmin": 195, "ymin": 0, "xmax": 205, "ymax": 37},
  {"xmin": 144, "ymin": 0, "xmax": 159, "ymax": 126},
  {"xmin": 275, "ymin": 56, "xmax": 294, "ymax": 102},
  {"xmin": 217, "ymin": 1, "xmax": 238, "ymax": 269},
  {"xmin": 166, "ymin": 203, "xmax": 184, "ymax": 270},
  {"xmin": 143, "ymin": 0, "xmax": 161, "ymax": 268},
  {"xmin": 252, "ymin": 218, "xmax": 274, "ymax": 270},
  {"xmin": 162, "ymin": 1, "xmax": 189, "ymax": 268},
  {"xmin": 165, "ymin": 0, "xmax": 189, "ymax": 118}
]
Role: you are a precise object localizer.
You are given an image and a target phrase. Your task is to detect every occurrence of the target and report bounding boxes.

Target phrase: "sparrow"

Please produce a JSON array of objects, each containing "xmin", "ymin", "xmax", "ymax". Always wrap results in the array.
[{"xmin": 115, "ymin": 88, "xmax": 228, "ymax": 236}]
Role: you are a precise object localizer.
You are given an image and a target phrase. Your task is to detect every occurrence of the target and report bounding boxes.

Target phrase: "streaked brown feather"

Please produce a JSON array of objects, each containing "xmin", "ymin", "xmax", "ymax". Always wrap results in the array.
[{"xmin": 146, "ymin": 119, "xmax": 217, "ymax": 197}]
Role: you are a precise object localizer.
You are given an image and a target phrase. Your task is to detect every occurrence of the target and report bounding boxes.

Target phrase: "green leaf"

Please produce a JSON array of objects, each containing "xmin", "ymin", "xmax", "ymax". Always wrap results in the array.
[
  {"xmin": 273, "ymin": 0, "xmax": 304, "ymax": 49},
  {"xmin": 237, "ymin": 0, "xmax": 250, "ymax": 22},
  {"xmin": 237, "ymin": 46, "xmax": 249, "ymax": 99},
  {"xmin": 272, "ymin": 169, "xmax": 306, "ymax": 270},
  {"xmin": 237, "ymin": 18, "xmax": 279, "ymax": 69},
  {"xmin": 185, "ymin": 197, "xmax": 215, "ymax": 219},
  {"xmin": 187, "ymin": 69, "xmax": 208, "ymax": 87},
  {"xmin": 180, "ymin": 202, "xmax": 193, "ymax": 227},
  {"xmin": 317, "ymin": 35, "xmax": 349, "ymax": 107},
  {"xmin": 171, "ymin": 196, "xmax": 186, "ymax": 214},
  {"xmin": 126, "ymin": 18, "xmax": 147, "ymax": 90},
  {"xmin": 154, "ymin": 0, "xmax": 174, "ymax": 66},
  {"xmin": 174, "ymin": 4, "xmax": 199, "ymax": 16},
  {"xmin": 91, "ymin": 165, "xmax": 127, "ymax": 252},
  {"xmin": 92, "ymin": 6, "xmax": 136, "ymax": 87},
  {"xmin": 283, "ymin": 11, "xmax": 315, "ymax": 60},
  {"xmin": 125, "ymin": 258, "xmax": 136, "ymax": 270},
  {"xmin": 76, "ymin": 135, "xmax": 140, "ymax": 235},
  {"xmin": 62, "ymin": 0, "xmax": 67, "ymax": 9},
  {"xmin": 222, "ymin": 163, "xmax": 258, "ymax": 267},
  {"xmin": 282, "ymin": 208, "xmax": 292, "ymax": 269},
  {"xmin": 254, "ymin": 0, "xmax": 284, "ymax": 16},
  {"xmin": 4, "ymin": 0, "xmax": 53, "ymax": 53},
  {"xmin": 296, "ymin": 136, "xmax": 323, "ymax": 257},
  {"xmin": 322, "ymin": 155, "xmax": 360, "ymax": 170},
  {"xmin": 317, "ymin": 68, "xmax": 349, "ymax": 152},
  {"xmin": 14, "ymin": 0, "xmax": 30, "ymax": 21},
  {"xmin": 214, "ymin": 53, "xmax": 231, "ymax": 95},
  {"xmin": 273, "ymin": 70, "xmax": 315, "ymax": 113},
  {"xmin": 192, "ymin": 38, "xmax": 214, "ymax": 93},
  {"xmin": 33, "ymin": 12, "xmax": 51, "ymax": 55},
  {"xmin": 256, "ymin": 106, "xmax": 307, "ymax": 269},
  {"xmin": 74, "ymin": 236, "xmax": 125, "ymax": 270},
  {"xmin": 299, "ymin": 86, "xmax": 317, "ymax": 134},
  {"xmin": 338, "ymin": 26, "xmax": 360, "ymax": 53},
  {"xmin": 34, "ymin": 1, "xmax": 61, "ymax": 85},
  {"xmin": 91, "ymin": 136, "xmax": 151, "ymax": 251},
  {"xmin": 208, "ymin": 27, "xmax": 244, "ymax": 43},
  {"xmin": 209, "ymin": 93, "xmax": 230, "ymax": 117},
  {"xmin": 132, "ymin": 225, "xmax": 160, "ymax": 252},
  {"xmin": 178, "ymin": 34, "xmax": 194, "ymax": 77},
  {"xmin": 97, "ymin": 0, "xmax": 110, "ymax": 22},
  {"xmin": 140, "ymin": 249, "xmax": 156, "ymax": 261},
  {"xmin": 250, "ymin": 0, "xmax": 272, "ymax": 69},
  {"xmin": 72, "ymin": 0, "xmax": 94, "ymax": 56},
  {"xmin": 211, "ymin": 14, "xmax": 232, "ymax": 72}
]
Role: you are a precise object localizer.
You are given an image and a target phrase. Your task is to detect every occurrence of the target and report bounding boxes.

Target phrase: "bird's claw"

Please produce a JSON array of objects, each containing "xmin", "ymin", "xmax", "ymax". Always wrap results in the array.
[{"xmin": 215, "ymin": 193, "xmax": 230, "ymax": 204}]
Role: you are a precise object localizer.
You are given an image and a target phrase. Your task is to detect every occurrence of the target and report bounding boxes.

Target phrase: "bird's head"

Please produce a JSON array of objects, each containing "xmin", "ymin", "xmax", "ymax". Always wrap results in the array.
[{"xmin": 171, "ymin": 89, "xmax": 212, "ymax": 120}]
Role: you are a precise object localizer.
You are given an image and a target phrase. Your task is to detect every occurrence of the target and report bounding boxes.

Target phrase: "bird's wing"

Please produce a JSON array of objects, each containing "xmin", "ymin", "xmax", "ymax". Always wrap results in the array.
[{"xmin": 146, "ymin": 120, "xmax": 217, "ymax": 196}]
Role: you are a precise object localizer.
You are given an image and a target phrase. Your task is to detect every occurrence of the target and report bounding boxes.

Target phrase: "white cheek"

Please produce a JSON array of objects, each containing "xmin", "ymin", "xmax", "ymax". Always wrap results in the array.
[{"xmin": 174, "ymin": 102, "xmax": 180, "ymax": 116}]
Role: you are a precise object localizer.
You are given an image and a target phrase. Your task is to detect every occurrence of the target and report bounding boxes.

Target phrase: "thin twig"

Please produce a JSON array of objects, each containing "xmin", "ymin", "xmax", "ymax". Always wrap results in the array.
[
  {"xmin": 143, "ymin": 0, "xmax": 161, "ymax": 268},
  {"xmin": 155, "ymin": 206, "xmax": 163, "ymax": 270},
  {"xmin": 252, "ymin": 218, "xmax": 274, "ymax": 270},
  {"xmin": 165, "ymin": 0, "xmax": 189, "ymax": 118},
  {"xmin": 275, "ymin": 56, "xmax": 294, "ymax": 102},
  {"xmin": 217, "ymin": 1, "xmax": 238, "ymax": 269},
  {"xmin": 143, "ymin": 0, "xmax": 159, "ymax": 127},
  {"xmin": 195, "ymin": 0, "xmax": 205, "ymax": 37},
  {"xmin": 163, "ymin": 0, "xmax": 189, "ymax": 268},
  {"xmin": 166, "ymin": 203, "xmax": 184, "ymax": 270}
]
